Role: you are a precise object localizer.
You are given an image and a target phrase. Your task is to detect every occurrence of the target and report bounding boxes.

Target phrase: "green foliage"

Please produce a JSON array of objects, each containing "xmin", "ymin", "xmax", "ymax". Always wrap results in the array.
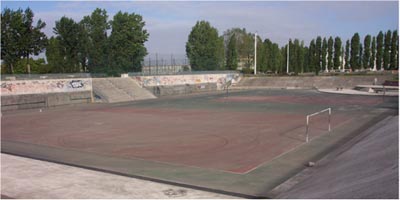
[
  {"xmin": 108, "ymin": 11, "xmax": 149, "ymax": 75},
  {"xmin": 363, "ymin": 35, "xmax": 371, "ymax": 69},
  {"xmin": 226, "ymin": 34, "xmax": 239, "ymax": 70},
  {"xmin": 1, "ymin": 8, "xmax": 23, "ymax": 73},
  {"xmin": 376, "ymin": 31, "xmax": 384, "ymax": 70},
  {"xmin": 333, "ymin": 37, "xmax": 342, "ymax": 70},
  {"xmin": 370, "ymin": 37, "xmax": 376, "ymax": 69},
  {"xmin": 13, "ymin": 58, "xmax": 51, "ymax": 74},
  {"xmin": 20, "ymin": 8, "xmax": 48, "ymax": 73},
  {"xmin": 383, "ymin": 30, "xmax": 392, "ymax": 70},
  {"xmin": 390, "ymin": 30, "xmax": 398, "ymax": 70},
  {"xmin": 315, "ymin": 36, "xmax": 322, "ymax": 74},
  {"xmin": 46, "ymin": 37, "xmax": 64, "ymax": 72},
  {"xmin": 81, "ymin": 8, "xmax": 110, "ymax": 73},
  {"xmin": 308, "ymin": 39, "xmax": 316, "ymax": 74},
  {"xmin": 186, "ymin": 20, "xmax": 224, "ymax": 70},
  {"xmin": 322, "ymin": 38, "xmax": 327, "ymax": 71},
  {"xmin": 222, "ymin": 28, "xmax": 255, "ymax": 70},
  {"xmin": 327, "ymin": 36, "xmax": 334, "ymax": 70},
  {"xmin": 1, "ymin": 7, "xmax": 47, "ymax": 74},
  {"xmin": 350, "ymin": 33, "xmax": 361, "ymax": 70},
  {"xmin": 255, "ymin": 36, "xmax": 266, "ymax": 72},
  {"xmin": 345, "ymin": 40, "xmax": 350, "ymax": 69},
  {"xmin": 50, "ymin": 17, "xmax": 85, "ymax": 73}
]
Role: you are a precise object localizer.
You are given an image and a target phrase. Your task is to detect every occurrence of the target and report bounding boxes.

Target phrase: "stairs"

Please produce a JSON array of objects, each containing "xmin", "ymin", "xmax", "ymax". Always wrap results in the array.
[{"xmin": 92, "ymin": 78, "xmax": 156, "ymax": 103}]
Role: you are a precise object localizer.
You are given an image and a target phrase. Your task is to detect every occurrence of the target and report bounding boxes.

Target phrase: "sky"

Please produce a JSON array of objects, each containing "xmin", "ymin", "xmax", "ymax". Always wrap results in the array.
[{"xmin": 1, "ymin": 0, "xmax": 399, "ymax": 60}]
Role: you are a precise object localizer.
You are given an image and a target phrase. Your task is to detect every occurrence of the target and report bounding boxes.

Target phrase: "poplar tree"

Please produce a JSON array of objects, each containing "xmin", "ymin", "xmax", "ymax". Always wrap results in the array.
[
  {"xmin": 322, "ymin": 38, "xmax": 328, "ymax": 71},
  {"xmin": 390, "ymin": 30, "xmax": 398, "ymax": 69},
  {"xmin": 376, "ymin": 31, "xmax": 384, "ymax": 70},
  {"xmin": 363, "ymin": 35, "xmax": 371, "ymax": 69},
  {"xmin": 333, "ymin": 37, "xmax": 342, "ymax": 70},
  {"xmin": 383, "ymin": 30, "xmax": 392, "ymax": 70},
  {"xmin": 308, "ymin": 39, "xmax": 316, "ymax": 73},
  {"xmin": 370, "ymin": 37, "xmax": 376, "ymax": 70},
  {"xmin": 226, "ymin": 34, "xmax": 238, "ymax": 70},
  {"xmin": 350, "ymin": 33, "xmax": 360, "ymax": 70},
  {"xmin": 316, "ymin": 36, "xmax": 322, "ymax": 73},
  {"xmin": 327, "ymin": 36, "xmax": 334, "ymax": 70},
  {"xmin": 345, "ymin": 40, "xmax": 350, "ymax": 69}
]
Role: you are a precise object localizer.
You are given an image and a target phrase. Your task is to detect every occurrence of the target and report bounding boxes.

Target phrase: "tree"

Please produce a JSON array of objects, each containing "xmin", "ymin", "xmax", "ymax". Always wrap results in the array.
[
  {"xmin": 222, "ymin": 28, "xmax": 254, "ymax": 69},
  {"xmin": 81, "ymin": 8, "xmax": 110, "ymax": 73},
  {"xmin": 376, "ymin": 31, "xmax": 384, "ymax": 70},
  {"xmin": 308, "ymin": 39, "xmax": 316, "ymax": 74},
  {"xmin": 315, "ymin": 36, "xmax": 322, "ymax": 73},
  {"xmin": 327, "ymin": 36, "xmax": 334, "ymax": 70},
  {"xmin": 13, "ymin": 58, "xmax": 50, "ymax": 74},
  {"xmin": 322, "ymin": 38, "xmax": 328, "ymax": 71},
  {"xmin": 333, "ymin": 37, "xmax": 342, "ymax": 70},
  {"xmin": 370, "ymin": 37, "xmax": 376, "ymax": 70},
  {"xmin": 350, "ymin": 33, "xmax": 361, "ymax": 70},
  {"xmin": 51, "ymin": 17, "xmax": 85, "ymax": 72},
  {"xmin": 345, "ymin": 40, "xmax": 350, "ymax": 70},
  {"xmin": 390, "ymin": 30, "xmax": 398, "ymax": 70},
  {"xmin": 256, "ymin": 36, "xmax": 266, "ymax": 72},
  {"xmin": 19, "ymin": 8, "xmax": 48, "ymax": 74},
  {"xmin": 270, "ymin": 43, "xmax": 282, "ymax": 73},
  {"xmin": 1, "ymin": 8, "xmax": 23, "ymax": 73},
  {"xmin": 226, "ymin": 33, "xmax": 238, "ymax": 70},
  {"xmin": 46, "ymin": 37, "xmax": 64, "ymax": 72},
  {"xmin": 363, "ymin": 35, "xmax": 371, "ymax": 69},
  {"xmin": 108, "ymin": 11, "xmax": 149, "ymax": 75},
  {"xmin": 1, "ymin": 8, "xmax": 47, "ymax": 74},
  {"xmin": 383, "ymin": 30, "xmax": 392, "ymax": 70},
  {"xmin": 186, "ymin": 21, "xmax": 224, "ymax": 70},
  {"xmin": 297, "ymin": 40, "xmax": 305, "ymax": 74},
  {"xmin": 263, "ymin": 39, "xmax": 273, "ymax": 72},
  {"xmin": 359, "ymin": 44, "xmax": 363, "ymax": 69}
]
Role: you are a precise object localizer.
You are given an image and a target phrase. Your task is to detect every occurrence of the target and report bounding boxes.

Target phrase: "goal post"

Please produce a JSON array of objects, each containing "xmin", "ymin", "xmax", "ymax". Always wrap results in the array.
[{"xmin": 306, "ymin": 108, "xmax": 331, "ymax": 143}]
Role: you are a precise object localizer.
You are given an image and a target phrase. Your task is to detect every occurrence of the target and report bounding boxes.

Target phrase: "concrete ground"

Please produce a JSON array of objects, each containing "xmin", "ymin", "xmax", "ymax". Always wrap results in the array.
[
  {"xmin": 274, "ymin": 115, "xmax": 399, "ymax": 199},
  {"xmin": 0, "ymin": 153, "xmax": 236, "ymax": 199}
]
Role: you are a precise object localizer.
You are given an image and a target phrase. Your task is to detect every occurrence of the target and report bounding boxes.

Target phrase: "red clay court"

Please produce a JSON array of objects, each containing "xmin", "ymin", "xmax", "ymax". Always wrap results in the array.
[{"xmin": 1, "ymin": 89, "xmax": 394, "ymax": 197}]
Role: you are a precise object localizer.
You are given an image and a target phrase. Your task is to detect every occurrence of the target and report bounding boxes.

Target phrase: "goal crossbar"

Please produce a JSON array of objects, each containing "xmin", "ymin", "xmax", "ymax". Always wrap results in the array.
[{"xmin": 306, "ymin": 108, "xmax": 331, "ymax": 143}]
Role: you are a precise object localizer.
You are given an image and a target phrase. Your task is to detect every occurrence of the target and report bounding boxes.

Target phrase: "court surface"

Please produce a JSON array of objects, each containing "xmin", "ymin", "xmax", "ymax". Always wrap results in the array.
[{"xmin": 2, "ymin": 89, "xmax": 397, "ymax": 197}]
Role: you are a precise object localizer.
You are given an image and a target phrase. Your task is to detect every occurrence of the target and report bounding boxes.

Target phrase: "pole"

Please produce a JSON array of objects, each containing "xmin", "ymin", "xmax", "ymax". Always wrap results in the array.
[
  {"xmin": 254, "ymin": 32, "xmax": 257, "ymax": 75},
  {"xmin": 328, "ymin": 108, "xmax": 331, "ymax": 132},
  {"xmin": 287, "ymin": 40, "xmax": 289, "ymax": 74},
  {"xmin": 306, "ymin": 116, "xmax": 309, "ymax": 143}
]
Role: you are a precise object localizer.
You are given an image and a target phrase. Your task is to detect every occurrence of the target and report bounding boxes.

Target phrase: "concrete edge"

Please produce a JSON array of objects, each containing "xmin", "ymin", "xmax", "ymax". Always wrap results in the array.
[
  {"xmin": 0, "ymin": 151, "xmax": 263, "ymax": 199},
  {"xmin": 266, "ymin": 111, "xmax": 396, "ymax": 198}
]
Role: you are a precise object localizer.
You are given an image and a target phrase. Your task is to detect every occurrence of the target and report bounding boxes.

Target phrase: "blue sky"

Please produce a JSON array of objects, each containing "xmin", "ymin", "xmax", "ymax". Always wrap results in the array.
[{"xmin": 1, "ymin": 1, "xmax": 398, "ymax": 59}]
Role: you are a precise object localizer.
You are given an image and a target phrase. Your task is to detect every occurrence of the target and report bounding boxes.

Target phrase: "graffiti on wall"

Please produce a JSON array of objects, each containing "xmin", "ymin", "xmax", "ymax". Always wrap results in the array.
[
  {"xmin": 134, "ymin": 73, "xmax": 241, "ymax": 90},
  {"xmin": 1, "ymin": 79, "xmax": 92, "ymax": 96}
]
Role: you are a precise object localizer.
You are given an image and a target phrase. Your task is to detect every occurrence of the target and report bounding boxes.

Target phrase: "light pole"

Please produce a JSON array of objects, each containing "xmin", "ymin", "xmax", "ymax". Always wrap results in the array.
[
  {"xmin": 287, "ymin": 40, "xmax": 290, "ymax": 74},
  {"xmin": 254, "ymin": 32, "xmax": 257, "ymax": 75}
]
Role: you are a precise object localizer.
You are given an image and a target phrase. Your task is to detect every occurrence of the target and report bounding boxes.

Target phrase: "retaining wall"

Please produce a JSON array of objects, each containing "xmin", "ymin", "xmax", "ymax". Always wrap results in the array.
[
  {"xmin": 133, "ymin": 73, "xmax": 241, "ymax": 89},
  {"xmin": 235, "ymin": 75, "xmax": 394, "ymax": 89},
  {"xmin": 147, "ymin": 83, "xmax": 218, "ymax": 97},
  {"xmin": 1, "ymin": 78, "xmax": 92, "ymax": 110}
]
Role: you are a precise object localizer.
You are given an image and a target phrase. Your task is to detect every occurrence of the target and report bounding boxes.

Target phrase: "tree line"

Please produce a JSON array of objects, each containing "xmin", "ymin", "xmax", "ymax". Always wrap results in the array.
[
  {"xmin": 1, "ymin": 7, "xmax": 148, "ymax": 75},
  {"xmin": 1, "ymin": 8, "xmax": 398, "ymax": 75},
  {"xmin": 186, "ymin": 20, "xmax": 398, "ymax": 74}
]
